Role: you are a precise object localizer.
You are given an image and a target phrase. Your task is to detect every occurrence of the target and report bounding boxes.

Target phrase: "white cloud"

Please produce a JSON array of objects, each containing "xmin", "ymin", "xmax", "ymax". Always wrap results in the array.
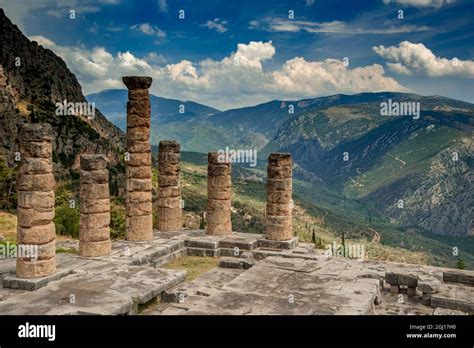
[
  {"xmin": 130, "ymin": 23, "xmax": 166, "ymax": 38},
  {"xmin": 250, "ymin": 18, "xmax": 429, "ymax": 34},
  {"xmin": 29, "ymin": 36, "xmax": 407, "ymax": 109},
  {"xmin": 306, "ymin": 0, "xmax": 316, "ymax": 5},
  {"xmin": 144, "ymin": 52, "xmax": 167, "ymax": 64},
  {"xmin": 158, "ymin": 0, "xmax": 168, "ymax": 12},
  {"xmin": 382, "ymin": 0, "xmax": 455, "ymax": 7},
  {"xmin": 374, "ymin": 41, "xmax": 474, "ymax": 77},
  {"xmin": 202, "ymin": 18, "xmax": 228, "ymax": 33},
  {"xmin": 0, "ymin": 0, "xmax": 121, "ymax": 30}
]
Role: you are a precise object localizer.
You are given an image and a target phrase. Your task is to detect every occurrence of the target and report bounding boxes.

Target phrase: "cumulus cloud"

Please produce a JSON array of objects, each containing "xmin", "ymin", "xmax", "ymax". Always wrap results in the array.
[
  {"xmin": 29, "ymin": 36, "xmax": 407, "ymax": 109},
  {"xmin": 250, "ymin": 18, "xmax": 429, "ymax": 34},
  {"xmin": 373, "ymin": 41, "xmax": 474, "ymax": 77},
  {"xmin": 201, "ymin": 18, "xmax": 228, "ymax": 33},
  {"xmin": 130, "ymin": 23, "xmax": 166, "ymax": 38},
  {"xmin": 382, "ymin": 0, "xmax": 455, "ymax": 7}
]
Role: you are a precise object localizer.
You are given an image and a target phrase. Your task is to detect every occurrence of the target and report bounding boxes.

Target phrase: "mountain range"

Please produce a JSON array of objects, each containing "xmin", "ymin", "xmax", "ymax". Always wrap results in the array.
[
  {"xmin": 0, "ymin": 8, "xmax": 472, "ymax": 268},
  {"xmin": 89, "ymin": 87, "xmax": 474, "ymax": 238}
]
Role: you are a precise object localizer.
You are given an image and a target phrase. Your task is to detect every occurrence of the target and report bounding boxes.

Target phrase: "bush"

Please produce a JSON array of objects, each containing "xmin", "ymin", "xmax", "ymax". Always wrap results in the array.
[
  {"xmin": 110, "ymin": 198, "xmax": 125, "ymax": 239},
  {"xmin": 54, "ymin": 205, "xmax": 79, "ymax": 238}
]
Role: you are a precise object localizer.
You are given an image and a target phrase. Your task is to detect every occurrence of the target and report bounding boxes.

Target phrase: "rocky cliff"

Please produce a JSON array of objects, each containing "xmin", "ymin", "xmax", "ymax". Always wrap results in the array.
[{"xmin": 0, "ymin": 8, "xmax": 125, "ymax": 176}]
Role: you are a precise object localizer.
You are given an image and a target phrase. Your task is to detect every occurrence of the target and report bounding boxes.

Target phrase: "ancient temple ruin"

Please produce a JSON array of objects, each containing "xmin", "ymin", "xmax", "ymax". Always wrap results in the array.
[{"xmin": 1, "ymin": 76, "xmax": 472, "ymax": 316}]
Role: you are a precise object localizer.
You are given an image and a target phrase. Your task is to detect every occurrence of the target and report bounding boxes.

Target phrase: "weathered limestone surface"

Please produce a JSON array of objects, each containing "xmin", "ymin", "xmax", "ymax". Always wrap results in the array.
[
  {"xmin": 123, "ymin": 76, "xmax": 153, "ymax": 241},
  {"xmin": 79, "ymin": 154, "xmax": 111, "ymax": 257},
  {"xmin": 157, "ymin": 141, "xmax": 182, "ymax": 231},
  {"xmin": 266, "ymin": 153, "xmax": 293, "ymax": 241},
  {"xmin": 206, "ymin": 152, "xmax": 232, "ymax": 235},
  {"xmin": 16, "ymin": 124, "xmax": 56, "ymax": 278}
]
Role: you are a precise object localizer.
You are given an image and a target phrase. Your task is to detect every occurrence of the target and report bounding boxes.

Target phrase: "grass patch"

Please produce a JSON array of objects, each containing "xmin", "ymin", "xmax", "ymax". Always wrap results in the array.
[
  {"xmin": 56, "ymin": 247, "xmax": 78, "ymax": 254},
  {"xmin": 163, "ymin": 256, "xmax": 219, "ymax": 281},
  {"xmin": 0, "ymin": 212, "xmax": 17, "ymax": 242}
]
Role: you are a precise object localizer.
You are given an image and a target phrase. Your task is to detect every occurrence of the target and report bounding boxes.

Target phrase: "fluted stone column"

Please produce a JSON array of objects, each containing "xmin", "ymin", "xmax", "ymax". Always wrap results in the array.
[
  {"xmin": 16, "ymin": 124, "xmax": 56, "ymax": 278},
  {"xmin": 79, "ymin": 154, "xmax": 111, "ymax": 257},
  {"xmin": 265, "ymin": 153, "xmax": 293, "ymax": 241},
  {"xmin": 123, "ymin": 76, "xmax": 153, "ymax": 241},
  {"xmin": 157, "ymin": 140, "xmax": 182, "ymax": 231},
  {"xmin": 206, "ymin": 152, "xmax": 232, "ymax": 235}
]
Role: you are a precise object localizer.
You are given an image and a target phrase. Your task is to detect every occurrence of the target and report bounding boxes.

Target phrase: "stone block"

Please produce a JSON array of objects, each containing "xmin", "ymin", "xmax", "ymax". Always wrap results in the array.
[
  {"xmin": 126, "ymin": 201, "xmax": 153, "ymax": 216},
  {"xmin": 268, "ymin": 153, "xmax": 291, "ymax": 167},
  {"xmin": 80, "ymin": 199, "xmax": 110, "ymax": 214},
  {"xmin": 126, "ymin": 166, "xmax": 152, "ymax": 179},
  {"xmin": 126, "ymin": 127, "xmax": 150, "ymax": 141},
  {"xmin": 17, "ymin": 207, "xmax": 54, "ymax": 227},
  {"xmin": 17, "ymin": 223, "xmax": 55, "ymax": 245},
  {"xmin": 80, "ymin": 154, "xmax": 108, "ymax": 170},
  {"xmin": 20, "ymin": 141, "xmax": 53, "ymax": 158},
  {"xmin": 267, "ymin": 165, "xmax": 291, "ymax": 179},
  {"xmin": 127, "ymin": 152, "xmax": 151, "ymax": 167},
  {"xmin": 17, "ymin": 173, "xmax": 55, "ymax": 192},
  {"xmin": 79, "ymin": 183, "xmax": 109, "ymax": 199},
  {"xmin": 418, "ymin": 275, "xmax": 441, "ymax": 294},
  {"xmin": 80, "ymin": 169, "xmax": 108, "ymax": 184},
  {"xmin": 127, "ymin": 178, "xmax": 153, "ymax": 192},
  {"xmin": 16, "ymin": 258, "xmax": 56, "ymax": 279},
  {"xmin": 126, "ymin": 190, "xmax": 152, "ymax": 204},
  {"xmin": 80, "ymin": 212, "xmax": 110, "ymax": 229},
  {"xmin": 127, "ymin": 140, "xmax": 151, "ymax": 154},
  {"xmin": 17, "ymin": 191, "xmax": 55, "ymax": 210},
  {"xmin": 19, "ymin": 157, "xmax": 53, "ymax": 174},
  {"xmin": 80, "ymin": 227, "xmax": 110, "ymax": 242},
  {"xmin": 19, "ymin": 124, "xmax": 53, "ymax": 141},
  {"xmin": 80, "ymin": 239, "xmax": 112, "ymax": 257}
]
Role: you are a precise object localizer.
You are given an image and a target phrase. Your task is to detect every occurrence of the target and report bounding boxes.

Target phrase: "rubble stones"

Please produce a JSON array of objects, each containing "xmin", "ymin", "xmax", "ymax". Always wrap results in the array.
[{"xmin": 418, "ymin": 275, "xmax": 441, "ymax": 294}]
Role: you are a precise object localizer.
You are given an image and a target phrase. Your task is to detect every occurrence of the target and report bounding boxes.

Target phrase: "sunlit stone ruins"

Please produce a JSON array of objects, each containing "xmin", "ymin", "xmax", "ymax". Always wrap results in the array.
[{"xmin": 0, "ymin": 76, "xmax": 472, "ymax": 316}]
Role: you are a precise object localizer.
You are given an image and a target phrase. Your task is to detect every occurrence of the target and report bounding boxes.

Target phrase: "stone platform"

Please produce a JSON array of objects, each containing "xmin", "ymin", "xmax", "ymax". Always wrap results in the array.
[{"xmin": 1, "ymin": 229, "xmax": 473, "ymax": 315}]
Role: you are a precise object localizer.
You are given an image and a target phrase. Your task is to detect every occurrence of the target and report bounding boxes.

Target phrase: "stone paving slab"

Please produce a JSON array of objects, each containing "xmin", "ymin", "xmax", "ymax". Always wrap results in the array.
[
  {"xmin": 159, "ymin": 256, "xmax": 381, "ymax": 315},
  {"xmin": 0, "ymin": 262, "xmax": 186, "ymax": 315},
  {"xmin": 430, "ymin": 282, "xmax": 474, "ymax": 313}
]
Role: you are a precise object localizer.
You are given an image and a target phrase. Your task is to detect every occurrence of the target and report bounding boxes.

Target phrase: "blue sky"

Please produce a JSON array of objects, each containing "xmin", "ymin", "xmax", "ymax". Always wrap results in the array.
[{"xmin": 1, "ymin": 0, "xmax": 473, "ymax": 110}]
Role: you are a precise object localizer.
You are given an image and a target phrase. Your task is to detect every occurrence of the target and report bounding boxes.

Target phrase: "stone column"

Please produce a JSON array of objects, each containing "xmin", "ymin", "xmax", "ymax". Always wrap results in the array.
[
  {"xmin": 123, "ymin": 76, "xmax": 153, "ymax": 241},
  {"xmin": 206, "ymin": 152, "xmax": 232, "ymax": 235},
  {"xmin": 157, "ymin": 141, "xmax": 182, "ymax": 231},
  {"xmin": 265, "ymin": 153, "xmax": 293, "ymax": 241},
  {"xmin": 16, "ymin": 123, "xmax": 56, "ymax": 278},
  {"xmin": 79, "ymin": 154, "xmax": 111, "ymax": 257}
]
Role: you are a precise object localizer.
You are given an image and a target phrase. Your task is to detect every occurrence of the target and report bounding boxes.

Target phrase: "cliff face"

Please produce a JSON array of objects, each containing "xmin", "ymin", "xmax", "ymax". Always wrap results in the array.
[{"xmin": 0, "ymin": 8, "xmax": 125, "ymax": 174}]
